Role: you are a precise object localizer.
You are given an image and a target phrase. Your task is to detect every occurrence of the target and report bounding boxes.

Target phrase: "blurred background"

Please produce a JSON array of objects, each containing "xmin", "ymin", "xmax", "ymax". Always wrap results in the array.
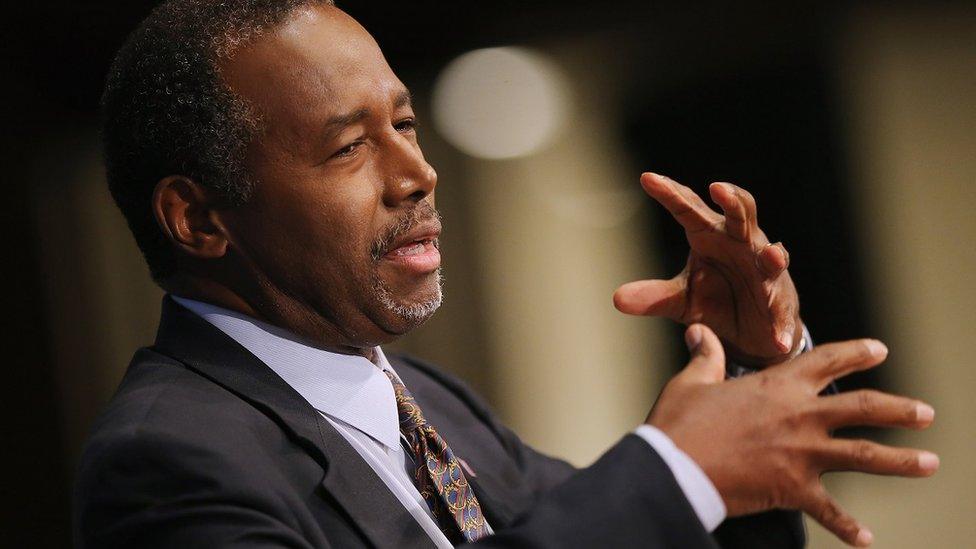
[{"xmin": 2, "ymin": 0, "xmax": 973, "ymax": 547}]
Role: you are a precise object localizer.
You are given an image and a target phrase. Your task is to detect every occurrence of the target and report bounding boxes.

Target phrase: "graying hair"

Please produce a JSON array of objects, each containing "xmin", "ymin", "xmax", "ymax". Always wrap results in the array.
[{"xmin": 102, "ymin": 0, "xmax": 335, "ymax": 282}]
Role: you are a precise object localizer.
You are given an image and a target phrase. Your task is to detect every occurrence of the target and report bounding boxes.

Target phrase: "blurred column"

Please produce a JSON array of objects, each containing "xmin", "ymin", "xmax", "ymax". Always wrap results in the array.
[
  {"xmin": 809, "ymin": 7, "xmax": 976, "ymax": 548},
  {"xmin": 31, "ymin": 127, "xmax": 162, "ymax": 470},
  {"xmin": 451, "ymin": 41, "xmax": 673, "ymax": 465}
]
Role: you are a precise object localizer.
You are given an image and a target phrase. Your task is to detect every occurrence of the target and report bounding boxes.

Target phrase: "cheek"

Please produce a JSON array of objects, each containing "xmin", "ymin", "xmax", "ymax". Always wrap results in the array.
[
  {"xmin": 249, "ymin": 176, "xmax": 383, "ymax": 273},
  {"xmin": 299, "ymin": 185, "xmax": 380, "ymax": 252},
  {"xmin": 237, "ymin": 142, "xmax": 387, "ymax": 276}
]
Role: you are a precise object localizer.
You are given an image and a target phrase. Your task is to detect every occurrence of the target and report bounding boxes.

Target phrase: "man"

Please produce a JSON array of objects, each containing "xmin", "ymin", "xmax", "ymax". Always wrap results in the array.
[{"xmin": 74, "ymin": 1, "xmax": 938, "ymax": 547}]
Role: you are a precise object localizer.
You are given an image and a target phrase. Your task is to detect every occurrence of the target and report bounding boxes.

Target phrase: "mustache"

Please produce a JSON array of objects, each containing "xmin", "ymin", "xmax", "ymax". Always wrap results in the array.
[{"xmin": 370, "ymin": 201, "xmax": 441, "ymax": 260}]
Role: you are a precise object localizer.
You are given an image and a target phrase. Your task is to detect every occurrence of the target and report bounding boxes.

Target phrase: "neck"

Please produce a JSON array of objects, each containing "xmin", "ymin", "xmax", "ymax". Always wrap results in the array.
[{"xmin": 164, "ymin": 274, "xmax": 376, "ymax": 359}]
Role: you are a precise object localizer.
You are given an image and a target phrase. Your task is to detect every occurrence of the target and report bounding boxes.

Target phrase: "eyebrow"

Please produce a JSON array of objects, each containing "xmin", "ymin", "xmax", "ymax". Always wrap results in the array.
[{"xmin": 321, "ymin": 89, "xmax": 413, "ymax": 142}]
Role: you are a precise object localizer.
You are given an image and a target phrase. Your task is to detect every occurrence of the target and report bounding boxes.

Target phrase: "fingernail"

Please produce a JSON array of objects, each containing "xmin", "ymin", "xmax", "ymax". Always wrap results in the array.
[
  {"xmin": 778, "ymin": 331, "xmax": 793, "ymax": 353},
  {"xmin": 915, "ymin": 403, "xmax": 935, "ymax": 423},
  {"xmin": 918, "ymin": 451, "xmax": 940, "ymax": 473},
  {"xmin": 865, "ymin": 340, "xmax": 888, "ymax": 357},
  {"xmin": 685, "ymin": 325, "xmax": 702, "ymax": 352},
  {"xmin": 645, "ymin": 172, "xmax": 670, "ymax": 185},
  {"xmin": 855, "ymin": 528, "xmax": 874, "ymax": 547}
]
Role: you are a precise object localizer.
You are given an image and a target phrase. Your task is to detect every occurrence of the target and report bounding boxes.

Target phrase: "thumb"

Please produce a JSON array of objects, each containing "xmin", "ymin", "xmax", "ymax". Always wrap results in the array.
[
  {"xmin": 680, "ymin": 324, "xmax": 726, "ymax": 384},
  {"xmin": 612, "ymin": 277, "xmax": 687, "ymax": 320}
]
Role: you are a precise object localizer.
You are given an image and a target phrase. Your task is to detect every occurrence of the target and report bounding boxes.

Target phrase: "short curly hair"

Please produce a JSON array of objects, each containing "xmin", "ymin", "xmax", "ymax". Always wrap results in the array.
[{"xmin": 102, "ymin": 0, "xmax": 335, "ymax": 282}]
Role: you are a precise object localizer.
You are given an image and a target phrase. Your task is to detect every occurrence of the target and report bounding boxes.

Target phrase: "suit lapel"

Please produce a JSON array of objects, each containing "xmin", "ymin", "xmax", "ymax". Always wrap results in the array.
[
  {"xmin": 151, "ymin": 296, "xmax": 434, "ymax": 549},
  {"xmin": 467, "ymin": 475, "xmax": 518, "ymax": 530}
]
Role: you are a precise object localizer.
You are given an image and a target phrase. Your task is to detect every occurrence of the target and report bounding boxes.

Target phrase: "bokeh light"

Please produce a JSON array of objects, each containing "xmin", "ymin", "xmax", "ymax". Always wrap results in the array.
[{"xmin": 432, "ymin": 47, "xmax": 569, "ymax": 160}]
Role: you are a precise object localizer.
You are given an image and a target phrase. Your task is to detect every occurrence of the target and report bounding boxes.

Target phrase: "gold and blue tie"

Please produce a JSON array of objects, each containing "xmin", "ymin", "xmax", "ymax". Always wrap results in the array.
[{"xmin": 384, "ymin": 371, "xmax": 490, "ymax": 543}]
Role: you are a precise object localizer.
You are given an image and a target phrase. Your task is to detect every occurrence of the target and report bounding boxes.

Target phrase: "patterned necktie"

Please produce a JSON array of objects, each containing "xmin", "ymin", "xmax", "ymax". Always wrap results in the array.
[{"xmin": 383, "ymin": 371, "xmax": 490, "ymax": 543}]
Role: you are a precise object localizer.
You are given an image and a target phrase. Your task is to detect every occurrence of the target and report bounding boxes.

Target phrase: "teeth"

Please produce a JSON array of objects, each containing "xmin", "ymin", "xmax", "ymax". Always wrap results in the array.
[{"xmin": 393, "ymin": 241, "xmax": 425, "ymax": 256}]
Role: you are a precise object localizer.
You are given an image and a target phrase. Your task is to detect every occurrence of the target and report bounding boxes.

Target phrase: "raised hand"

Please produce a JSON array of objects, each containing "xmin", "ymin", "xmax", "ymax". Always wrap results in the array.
[
  {"xmin": 647, "ymin": 324, "xmax": 938, "ymax": 547},
  {"xmin": 614, "ymin": 172, "xmax": 800, "ymax": 366}
]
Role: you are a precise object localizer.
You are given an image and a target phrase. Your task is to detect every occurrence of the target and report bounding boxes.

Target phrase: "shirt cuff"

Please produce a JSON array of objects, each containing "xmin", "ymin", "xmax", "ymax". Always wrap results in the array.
[{"xmin": 632, "ymin": 424, "xmax": 726, "ymax": 532}]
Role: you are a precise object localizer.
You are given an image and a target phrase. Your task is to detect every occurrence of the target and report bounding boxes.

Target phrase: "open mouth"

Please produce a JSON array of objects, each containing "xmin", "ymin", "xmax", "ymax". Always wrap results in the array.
[
  {"xmin": 374, "ymin": 213, "xmax": 442, "ymax": 274},
  {"xmin": 381, "ymin": 233, "xmax": 441, "ymax": 273},
  {"xmin": 387, "ymin": 237, "xmax": 438, "ymax": 257}
]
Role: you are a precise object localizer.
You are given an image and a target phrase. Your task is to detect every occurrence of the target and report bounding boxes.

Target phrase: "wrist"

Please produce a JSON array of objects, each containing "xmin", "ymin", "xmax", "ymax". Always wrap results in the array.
[{"xmin": 725, "ymin": 320, "xmax": 807, "ymax": 367}]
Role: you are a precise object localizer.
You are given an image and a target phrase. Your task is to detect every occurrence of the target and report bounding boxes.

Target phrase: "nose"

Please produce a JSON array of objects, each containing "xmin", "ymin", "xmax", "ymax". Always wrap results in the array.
[{"xmin": 381, "ymin": 136, "xmax": 437, "ymax": 207}]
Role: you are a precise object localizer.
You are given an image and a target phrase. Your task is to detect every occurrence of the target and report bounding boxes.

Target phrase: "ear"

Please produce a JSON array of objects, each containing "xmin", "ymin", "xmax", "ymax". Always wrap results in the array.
[{"xmin": 152, "ymin": 175, "xmax": 229, "ymax": 260}]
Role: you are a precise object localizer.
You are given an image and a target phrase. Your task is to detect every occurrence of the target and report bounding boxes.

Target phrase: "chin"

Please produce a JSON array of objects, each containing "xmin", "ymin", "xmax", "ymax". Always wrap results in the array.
[{"xmin": 372, "ymin": 268, "xmax": 443, "ymax": 335}]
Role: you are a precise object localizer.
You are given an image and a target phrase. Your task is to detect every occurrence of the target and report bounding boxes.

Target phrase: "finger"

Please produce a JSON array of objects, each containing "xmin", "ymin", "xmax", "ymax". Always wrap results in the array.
[
  {"xmin": 776, "ymin": 321, "xmax": 797, "ymax": 356},
  {"xmin": 802, "ymin": 485, "xmax": 873, "ymax": 547},
  {"xmin": 758, "ymin": 242, "xmax": 790, "ymax": 278},
  {"xmin": 818, "ymin": 390, "xmax": 936, "ymax": 430},
  {"xmin": 613, "ymin": 277, "xmax": 686, "ymax": 320},
  {"xmin": 729, "ymin": 183, "xmax": 758, "ymax": 224},
  {"xmin": 709, "ymin": 182, "xmax": 750, "ymax": 241},
  {"xmin": 641, "ymin": 172, "xmax": 719, "ymax": 233},
  {"xmin": 679, "ymin": 324, "xmax": 726, "ymax": 384},
  {"xmin": 817, "ymin": 439, "xmax": 940, "ymax": 478},
  {"xmin": 795, "ymin": 339, "xmax": 888, "ymax": 390},
  {"xmin": 653, "ymin": 173, "xmax": 716, "ymax": 213}
]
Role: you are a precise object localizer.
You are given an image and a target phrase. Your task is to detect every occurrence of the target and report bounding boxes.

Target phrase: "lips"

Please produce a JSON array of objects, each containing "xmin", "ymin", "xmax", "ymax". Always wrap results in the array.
[
  {"xmin": 384, "ymin": 219, "xmax": 441, "ymax": 255},
  {"xmin": 381, "ymin": 219, "xmax": 442, "ymax": 273}
]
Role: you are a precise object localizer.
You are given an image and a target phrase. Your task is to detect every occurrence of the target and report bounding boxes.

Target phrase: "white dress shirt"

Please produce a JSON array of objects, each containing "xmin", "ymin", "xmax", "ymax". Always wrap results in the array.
[{"xmin": 173, "ymin": 295, "xmax": 727, "ymax": 544}]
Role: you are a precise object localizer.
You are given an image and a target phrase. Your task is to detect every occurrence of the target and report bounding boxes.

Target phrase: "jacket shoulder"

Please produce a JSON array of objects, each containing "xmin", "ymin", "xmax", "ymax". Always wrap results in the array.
[
  {"xmin": 76, "ymin": 347, "xmax": 298, "ymax": 495},
  {"xmin": 84, "ymin": 347, "xmax": 267, "ymax": 445},
  {"xmin": 73, "ymin": 348, "xmax": 334, "ymax": 548}
]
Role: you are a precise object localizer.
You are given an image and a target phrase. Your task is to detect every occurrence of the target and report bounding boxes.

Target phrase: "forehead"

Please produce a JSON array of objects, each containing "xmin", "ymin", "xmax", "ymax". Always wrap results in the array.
[{"xmin": 220, "ymin": 5, "xmax": 407, "ymax": 129}]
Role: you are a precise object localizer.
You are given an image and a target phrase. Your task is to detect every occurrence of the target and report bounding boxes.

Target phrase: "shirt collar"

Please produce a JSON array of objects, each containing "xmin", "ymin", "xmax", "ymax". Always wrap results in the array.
[{"xmin": 171, "ymin": 295, "xmax": 402, "ymax": 451}]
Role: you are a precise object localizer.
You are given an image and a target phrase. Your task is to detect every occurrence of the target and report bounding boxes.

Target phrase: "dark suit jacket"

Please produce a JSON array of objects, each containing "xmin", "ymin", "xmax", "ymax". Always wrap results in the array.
[{"xmin": 73, "ymin": 297, "xmax": 805, "ymax": 548}]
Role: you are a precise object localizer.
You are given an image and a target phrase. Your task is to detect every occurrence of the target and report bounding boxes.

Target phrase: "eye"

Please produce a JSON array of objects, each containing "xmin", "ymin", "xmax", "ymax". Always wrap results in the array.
[
  {"xmin": 332, "ymin": 139, "xmax": 364, "ymax": 159},
  {"xmin": 394, "ymin": 117, "xmax": 419, "ymax": 133}
]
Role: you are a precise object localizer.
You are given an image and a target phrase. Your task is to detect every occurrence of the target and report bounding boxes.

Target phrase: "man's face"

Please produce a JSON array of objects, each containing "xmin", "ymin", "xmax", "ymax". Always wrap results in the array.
[{"xmin": 217, "ymin": 5, "xmax": 441, "ymax": 348}]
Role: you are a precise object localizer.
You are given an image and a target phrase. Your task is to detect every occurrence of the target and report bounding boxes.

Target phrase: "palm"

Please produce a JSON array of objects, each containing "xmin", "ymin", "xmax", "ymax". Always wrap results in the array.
[{"xmin": 614, "ymin": 173, "xmax": 801, "ymax": 366}]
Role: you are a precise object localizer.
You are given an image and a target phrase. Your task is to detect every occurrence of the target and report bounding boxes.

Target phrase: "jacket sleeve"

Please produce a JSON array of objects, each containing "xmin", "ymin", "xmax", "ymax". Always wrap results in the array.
[
  {"xmin": 409, "ymin": 355, "xmax": 806, "ymax": 549},
  {"xmin": 465, "ymin": 434, "xmax": 720, "ymax": 548},
  {"xmin": 475, "ymin": 414, "xmax": 804, "ymax": 549}
]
